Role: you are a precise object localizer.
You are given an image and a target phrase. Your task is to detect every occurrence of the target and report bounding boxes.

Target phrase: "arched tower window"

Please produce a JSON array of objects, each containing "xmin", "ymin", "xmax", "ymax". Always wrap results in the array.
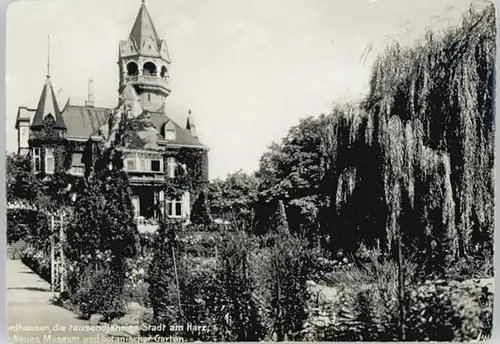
[
  {"xmin": 127, "ymin": 62, "xmax": 139, "ymax": 76},
  {"xmin": 143, "ymin": 62, "xmax": 157, "ymax": 77},
  {"xmin": 160, "ymin": 66, "xmax": 168, "ymax": 79}
]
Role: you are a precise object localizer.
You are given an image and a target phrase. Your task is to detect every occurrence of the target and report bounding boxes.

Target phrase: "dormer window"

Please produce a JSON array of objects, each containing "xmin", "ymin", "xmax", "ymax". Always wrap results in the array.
[{"xmin": 163, "ymin": 121, "xmax": 176, "ymax": 141}]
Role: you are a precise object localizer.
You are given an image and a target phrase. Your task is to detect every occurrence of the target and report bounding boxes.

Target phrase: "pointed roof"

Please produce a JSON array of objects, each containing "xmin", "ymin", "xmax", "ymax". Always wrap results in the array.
[
  {"xmin": 129, "ymin": 1, "xmax": 161, "ymax": 50},
  {"xmin": 30, "ymin": 77, "xmax": 66, "ymax": 129}
]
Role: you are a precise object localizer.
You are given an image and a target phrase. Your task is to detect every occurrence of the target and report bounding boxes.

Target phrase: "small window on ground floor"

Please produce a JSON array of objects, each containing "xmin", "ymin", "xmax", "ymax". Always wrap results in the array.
[{"xmin": 166, "ymin": 199, "xmax": 182, "ymax": 217}]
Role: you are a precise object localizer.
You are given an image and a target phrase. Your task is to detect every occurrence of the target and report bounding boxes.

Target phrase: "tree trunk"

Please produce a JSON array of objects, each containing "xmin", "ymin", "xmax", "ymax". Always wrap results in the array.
[{"xmin": 397, "ymin": 230, "xmax": 405, "ymax": 341}]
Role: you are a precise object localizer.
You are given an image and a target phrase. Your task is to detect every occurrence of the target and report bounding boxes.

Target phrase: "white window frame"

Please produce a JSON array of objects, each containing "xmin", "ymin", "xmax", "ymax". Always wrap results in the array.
[
  {"xmin": 164, "ymin": 121, "xmax": 176, "ymax": 141},
  {"xmin": 166, "ymin": 198, "xmax": 182, "ymax": 218},
  {"xmin": 139, "ymin": 157, "xmax": 148, "ymax": 172},
  {"xmin": 124, "ymin": 152, "xmax": 164, "ymax": 174},
  {"xmin": 70, "ymin": 152, "xmax": 85, "ymax": 176},
  {"xmin": 126, "ymin": 157, "xmax": 137, "ymax": 172},
  {"xmin": 33, "ymin": 148, "xmax": 41, "ymax": 173},
  {"xmin": 166, "ymin": 157, "xmax": 176, "ymax": 178},
  {"xmin": 165, "ymin": 129, "xmax": 176, "ymax": 141},
  {"xmin": 45, "ymin": 147, "xmax": 54, "ymax": 174}
]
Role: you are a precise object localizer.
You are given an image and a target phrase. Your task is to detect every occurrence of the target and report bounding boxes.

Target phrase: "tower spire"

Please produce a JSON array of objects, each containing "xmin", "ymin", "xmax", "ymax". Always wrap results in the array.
[{"xmin": 47, "ymin": 35, "xmax": 51, "ymax": 78}]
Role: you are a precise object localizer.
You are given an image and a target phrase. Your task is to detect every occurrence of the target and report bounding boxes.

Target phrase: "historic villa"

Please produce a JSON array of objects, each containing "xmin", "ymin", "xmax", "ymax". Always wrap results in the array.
[{"xmin": 14, "ymin": 0, "xmax": 209, "ymax": 225}]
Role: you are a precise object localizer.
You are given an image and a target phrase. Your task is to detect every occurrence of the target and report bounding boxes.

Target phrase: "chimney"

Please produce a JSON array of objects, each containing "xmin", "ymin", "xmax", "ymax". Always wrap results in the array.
[{"xmin": 85, "ymin": 78, "xmax": 95, "ymax": 107}]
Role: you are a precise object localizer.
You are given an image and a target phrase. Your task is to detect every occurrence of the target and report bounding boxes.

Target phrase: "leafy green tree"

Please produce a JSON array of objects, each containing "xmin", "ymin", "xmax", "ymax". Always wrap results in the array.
[
  {"xmin": 255, "ymin": 117, "xmax": 332, "ymax": 239},
  {"xmin": 207, "ymin": 170, "xmax": 259, "ymax": 227}
]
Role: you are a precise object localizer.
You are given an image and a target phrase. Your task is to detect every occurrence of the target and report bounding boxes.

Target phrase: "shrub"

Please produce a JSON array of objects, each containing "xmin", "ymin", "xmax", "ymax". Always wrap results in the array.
[
  {"xmin": 445, "ymin": 253, "xmax": 494, "ymax": 281},
  {"xmin": 146, "ymin": 219, "xmax": 182, "ymax": 336},
  {"xmin": 93, "ymin": 263, "xmax": 127, "ymax": 322},
  {"xmin": 65, "ymin": 181, "xmax": 102, "ymax": 262},
  {"xmin": 67, "ymin": 251, "xmax": 127, "ymax": 322},
  {"xmin": 263, "ymin": 231, "xmax": 313, "ymax": 341},
  {"xmin": 7, "ymin": 222, "xmax": 28, "ymax": 244},
  {"xmin": 405, "ymin": 280, "xmax": 493, "ymax": 341},
  {"xmin": 190, "ymin": 190, "xmax": 213, "ymax": 226},
  {"xmin": 317, "ymin": 257, "xmax": 493, "ymax": 341},
  {"xmin": 178, "ymin": 263, "xmax": 215, "ymax": 341},
  {"xmin": 70, "ymin": 264, "xmax": 101, "ymax": 319},
  {"xmin": 21, "ymin": 247, "xmax": 51, "ymax": 283},
  {"xmin": 124, "ymin": 255, "xmax": 153, "ymax": 307},
  {"xmin": 203, "ymin": 231, "xmax": 264, "ymax": 341}
]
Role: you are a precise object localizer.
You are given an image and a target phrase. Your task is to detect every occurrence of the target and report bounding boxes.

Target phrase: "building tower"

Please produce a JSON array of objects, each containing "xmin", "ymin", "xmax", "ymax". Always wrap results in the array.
[
  {"xmin": 30, "ymin": 35, "xmax": 66, "ymax": 137},
  {"xmin": 118, "ymin": 0, "xmax": 171, "ymax": 113}
]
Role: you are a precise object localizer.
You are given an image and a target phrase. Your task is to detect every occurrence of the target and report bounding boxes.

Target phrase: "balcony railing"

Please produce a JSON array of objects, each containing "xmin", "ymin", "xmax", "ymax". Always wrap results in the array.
[
  {"xmin": 128, "ymin": 174, "xmax": 166, "ymax": 182},
  {"xmin": 125, "ymin": 75, "xmax": 170, "ymax": 89}
]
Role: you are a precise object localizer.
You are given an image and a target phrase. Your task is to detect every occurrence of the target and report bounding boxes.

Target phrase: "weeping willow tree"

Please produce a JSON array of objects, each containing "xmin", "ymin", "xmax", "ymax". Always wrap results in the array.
[
  {"xmin": 315, "ymin": 4, "xmax": 494, "ymax": 265},
  {"xmin": 366, "ymin": 3, "xmax": 495, "ymax": 258}
]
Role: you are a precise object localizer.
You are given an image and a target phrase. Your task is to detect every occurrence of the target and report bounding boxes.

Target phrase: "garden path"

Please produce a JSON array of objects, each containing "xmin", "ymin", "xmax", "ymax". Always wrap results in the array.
[{"xmin": 6, "ymin": 259, "xmax": 128, "ymax": 343}]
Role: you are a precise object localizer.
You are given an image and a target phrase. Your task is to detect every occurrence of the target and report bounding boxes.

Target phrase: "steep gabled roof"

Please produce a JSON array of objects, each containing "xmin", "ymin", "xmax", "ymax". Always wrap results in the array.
[
  {"xmin": 150, "ymin": 113, "xmax": 206, "ymax": 148},
  {"xmin": 59, "ymin": 105, "xmax": 206, "ymax": 149},
  {"xmin": 62, "ymin": 105, "xmax": 111, "ymax": 139},
  {"xmin": 30, "ymin": 77, "xmax": 66, "ymax": 129},
  {"xmin": 129, "ymin": 1, "xmax": 162, "ymax": 51}
]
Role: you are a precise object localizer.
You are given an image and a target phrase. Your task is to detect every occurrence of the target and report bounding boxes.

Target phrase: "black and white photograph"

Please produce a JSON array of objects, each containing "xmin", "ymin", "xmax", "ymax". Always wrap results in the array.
[{"xmin": 5, "ymin": 0, "xmax": 495, "ymax": 342}]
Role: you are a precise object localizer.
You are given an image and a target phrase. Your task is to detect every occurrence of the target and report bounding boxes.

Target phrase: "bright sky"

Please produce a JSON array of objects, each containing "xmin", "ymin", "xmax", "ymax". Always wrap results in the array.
[{"xmin": 6, "ymin": 0, "xmax": 483, "ymax": 179}]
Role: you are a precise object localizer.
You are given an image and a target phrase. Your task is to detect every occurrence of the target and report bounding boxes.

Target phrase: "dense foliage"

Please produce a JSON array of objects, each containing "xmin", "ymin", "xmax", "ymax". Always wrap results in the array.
[
  {"xmin": 204, "ymin": 231, "xmax": 263, "ymax": 341},
  {"xmin": 190, "ymin": 190, "xmax": 213, "ymax": 226},
  {"xmin": 8, "ymin": 4, "xmax": 494, "ymax": 343},
  {"xmin": 64, "ymin": 103, "xmax": 142, "ymax": 321},
  {"xmin": 244, "ymin": 4, "xmax": 495, "ymax": 271},
  {"xmin": 6, "ymin": 152, "xmax": 75, "ymax": 212},
  {"xmin": 263, "ymin": 206, "xmax": 314, "ymax": 341},
  {"xmin": 207, "ymin": 170, "xmax": 259, "ymax": 227},
  {"xmin": 146, "ymin": 219, "xmax": 181, "ymax": 336}
]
